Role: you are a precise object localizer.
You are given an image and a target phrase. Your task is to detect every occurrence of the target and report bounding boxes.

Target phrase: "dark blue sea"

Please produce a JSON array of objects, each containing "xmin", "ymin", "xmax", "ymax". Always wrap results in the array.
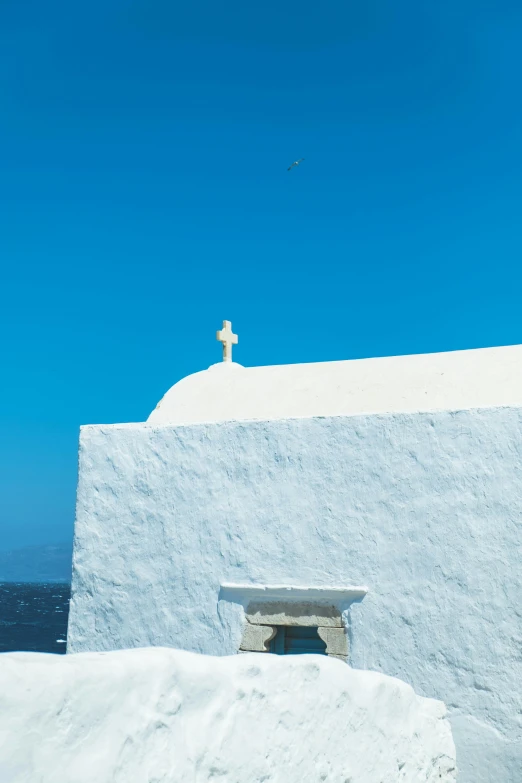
[{"xmin": 0, "ymin": 583, "xmax": 70, "ymax": 654}]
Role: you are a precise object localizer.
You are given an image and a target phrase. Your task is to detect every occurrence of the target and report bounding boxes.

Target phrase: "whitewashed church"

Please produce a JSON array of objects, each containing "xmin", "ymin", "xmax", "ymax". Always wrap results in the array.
[{"xmin": 67, "ymin": 323, "xmax": 521, "ymax": 783}]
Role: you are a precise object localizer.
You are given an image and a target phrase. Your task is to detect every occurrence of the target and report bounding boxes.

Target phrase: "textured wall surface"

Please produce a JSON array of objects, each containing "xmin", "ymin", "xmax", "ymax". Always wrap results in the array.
[
  {"xmin": 68, "ymin": 407, "xmax": 522, "ymax": 783},
  {"xmin": 0, "ymin": 647, "xmax": 456, "ymax": 783}
]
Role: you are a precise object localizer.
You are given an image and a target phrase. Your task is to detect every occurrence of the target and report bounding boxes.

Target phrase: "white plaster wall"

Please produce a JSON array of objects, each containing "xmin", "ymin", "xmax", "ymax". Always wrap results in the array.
[
  {"xmin": 0, "ymin": 648, "xmax": 456, "ymax": 783},
  {"xmin": 68, "ymin": 407, "xmax": 522, "ymax": 783},
  {"xmin": 148, "ymin": 344, "xmax": 522, "ymax": 425}
]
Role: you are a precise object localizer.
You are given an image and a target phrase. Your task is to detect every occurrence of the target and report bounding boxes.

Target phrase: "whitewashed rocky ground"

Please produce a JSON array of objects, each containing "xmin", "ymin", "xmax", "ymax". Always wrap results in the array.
[{"xmin": 0, "ymin": 648, "xmax": 456, "ymax": 783}]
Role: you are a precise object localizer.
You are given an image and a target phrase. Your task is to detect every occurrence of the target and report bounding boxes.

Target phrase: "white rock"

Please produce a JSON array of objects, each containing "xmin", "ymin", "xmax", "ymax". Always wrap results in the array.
[{"xmin": 0, "ymin": 647, "xmax": 456, "ymax": 783}]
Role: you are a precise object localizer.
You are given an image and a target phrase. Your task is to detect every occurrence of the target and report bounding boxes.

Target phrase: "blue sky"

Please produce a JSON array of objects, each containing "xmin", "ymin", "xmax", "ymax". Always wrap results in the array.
[{"xmin": 1, "ymin": 0, "xmax": 522, "ymax": 550}]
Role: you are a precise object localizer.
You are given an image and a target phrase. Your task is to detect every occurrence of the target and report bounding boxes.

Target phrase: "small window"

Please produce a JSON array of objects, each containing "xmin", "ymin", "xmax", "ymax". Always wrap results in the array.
[{"xmin": 269, "ymin": 625, "xmax": 327, "ymax": 656}]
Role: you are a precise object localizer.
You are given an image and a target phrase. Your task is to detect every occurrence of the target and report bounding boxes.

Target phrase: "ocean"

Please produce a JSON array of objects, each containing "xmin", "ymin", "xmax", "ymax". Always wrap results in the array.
[{"xmin": 0, "ymin": 583, "xmax": 70, "ymax": 654}]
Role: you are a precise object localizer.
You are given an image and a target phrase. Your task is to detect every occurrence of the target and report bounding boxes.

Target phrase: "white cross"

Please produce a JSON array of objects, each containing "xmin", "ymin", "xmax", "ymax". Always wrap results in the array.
[{"xmin": 216, "ymin": 320, "xmax": 238, "ymax": 362}]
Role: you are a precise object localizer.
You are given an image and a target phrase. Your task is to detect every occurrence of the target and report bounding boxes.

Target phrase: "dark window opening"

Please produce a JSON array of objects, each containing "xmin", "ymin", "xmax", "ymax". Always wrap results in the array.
[{"xmin": 269, "ymin": 625, "xmax": 327, "ymax": 655}]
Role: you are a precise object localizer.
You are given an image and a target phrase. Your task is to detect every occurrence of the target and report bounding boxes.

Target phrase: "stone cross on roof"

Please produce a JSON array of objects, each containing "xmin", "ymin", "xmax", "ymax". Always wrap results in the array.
[{"xmin": 216, "ymin": 320, "xmax": 238, "ymax": 362}]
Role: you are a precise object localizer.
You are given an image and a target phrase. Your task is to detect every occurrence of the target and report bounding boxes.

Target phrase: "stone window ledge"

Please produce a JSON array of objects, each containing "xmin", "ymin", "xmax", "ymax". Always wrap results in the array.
[{"xmin": 221, "ymin": 584, "xmax": 368, "ymax": 605}]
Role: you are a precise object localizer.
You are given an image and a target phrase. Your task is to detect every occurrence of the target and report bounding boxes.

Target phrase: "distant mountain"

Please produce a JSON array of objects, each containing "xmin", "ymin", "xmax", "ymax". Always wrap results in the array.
[{"xmin": 0, "ymin": 543, "xmax": 73, "ymax": 583}]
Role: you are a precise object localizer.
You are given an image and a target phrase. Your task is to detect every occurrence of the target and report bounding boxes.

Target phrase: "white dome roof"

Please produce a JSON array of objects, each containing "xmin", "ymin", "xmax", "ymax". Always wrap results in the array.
[{"xmin": 147, "ymin": 344, "xmax": 522, "ymax": 426}]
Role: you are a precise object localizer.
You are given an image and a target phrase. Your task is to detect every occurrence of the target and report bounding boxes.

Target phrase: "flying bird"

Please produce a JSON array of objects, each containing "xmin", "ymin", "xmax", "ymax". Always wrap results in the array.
[{"xmin": 287, "ymin": 158, "xmax": 304, "ymax": 171}]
